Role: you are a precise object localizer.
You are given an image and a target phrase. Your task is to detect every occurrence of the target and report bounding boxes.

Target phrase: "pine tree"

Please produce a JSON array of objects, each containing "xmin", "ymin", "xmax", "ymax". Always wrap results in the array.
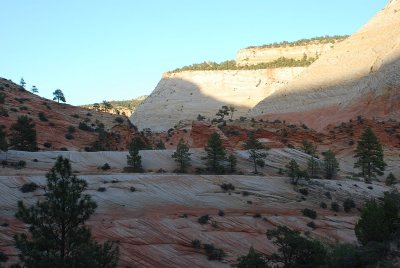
[
  {"xmin": 233, "ymin": 246, "xmax": 269, "ymax": 268},
  {"xmin": 31, "ymin": 85, "xmax": 38, "ymax": 93},
  {"xmin": 385, "ymin": 173, "xmax": 397, "ymax": 186},
  {"xmin": 14, "ymin": 156, "xmax": 119, "ymax": 267},
  {"xmin": 127, "ymin": 139, "xmax": 143, "ymax": 172},
  {"xmin": 53, "ymin": 89, "xmax": 66, "ymax": 103},
  {"xmin": 243, "ymin": 132, "xmax": 267, "ymax": 174},
  {"xmin": 205, "ymin": 132, "xmax": 226, "ymax": 173},
  {"xmin": 301, "ymin": 140, "xmax": 316, "ymax": 156},
  {"xmin": 0, "ymin": 127, "xmax": 7, "ymax": 152},
  {"xmin": 323, "ymin": 150, "xmax": 339, "ymax": 180},
  {"xmin": 307, "ymin": 156, "xmax": 320, "ymax": 178},
  {"xmin": 10, "ymin": 115, "xmax": 37, "ymax": 151},
  {"xmin": 286, "ymin": 159, "xmax": 300, "ymax": 184},
  {"xmin": 228, "ymin": 154, "xmax": 237, "ymax": 173},
  {"xmin": 20, "ymin": 77, "xmax": 26, "ymax": 89},
  {"xmin": 172, "ymin": 139, "xmax": 191, "ymax": 173},
  {"xmin": 354, "ymin": 128, "xmax": 386, "ymax": 182}
]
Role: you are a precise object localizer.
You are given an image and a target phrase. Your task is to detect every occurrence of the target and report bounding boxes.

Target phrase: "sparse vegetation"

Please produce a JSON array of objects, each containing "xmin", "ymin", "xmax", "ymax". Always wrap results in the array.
[
  {"xmin": 301, "ymin": 208, "xmax": 317, "ymax": 219},
  {"xmin": 220, "ymin": 183, "xmax": 235, "ymax": 192},
  {"xmin": 10, "ymin": 115, "xmax": 37, "ymax": 151},
  {"xmin": 20, "ymin": 182, "xmax": 38, "ymax": 193},
  {"xmin": 343, "ymin": 198, "xmax": 356, "ymax": 213}
]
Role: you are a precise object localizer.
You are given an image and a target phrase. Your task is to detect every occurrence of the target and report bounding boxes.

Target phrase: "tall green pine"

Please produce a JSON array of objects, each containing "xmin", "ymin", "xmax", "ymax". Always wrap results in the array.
[
  {"xmin": 243, "ymin": 132, "xmax": 267, "ymax": 174},
  {"xmin": 14, "ymin": 156, "xmax": 119, "ymax": 267},
  {"xmin": 205, "ymin": 132, "xmax": 226, "ymax": 173},
  {"xmin": 323, "ymin": 150, "xmax": 339, "ymax": 180},
  {"xmin": 10, "ymin": 115, "xmax": 37, "ymax": 151},
  {"xmin": 127, "ymin": 139, "xmax": 143, "ymax": 172},
  {"xmin": 172, "ymin": 139, "xmax": 191, "ymax": 173},
  {"xmin": 354, "ymin": 128, "xmax": 386, "ymax": 182}
]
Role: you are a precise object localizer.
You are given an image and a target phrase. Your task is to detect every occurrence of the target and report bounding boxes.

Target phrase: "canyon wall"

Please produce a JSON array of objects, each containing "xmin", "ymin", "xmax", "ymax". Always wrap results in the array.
[
  {"xmin": 130, "ymin": 68, "xmax": 304, "ymax": 131},
  {"xmin": 249, "ymin": 0, "xmax": 400, "ymax": 130}
]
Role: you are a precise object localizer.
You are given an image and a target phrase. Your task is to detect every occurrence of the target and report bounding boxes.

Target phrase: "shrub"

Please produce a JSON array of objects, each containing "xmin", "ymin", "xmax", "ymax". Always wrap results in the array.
[
  {"xmin": 198, "ymin": 215, "xmax": 210, "ymax": 224},
  {"xmin": 299, "ymin": 188, "xmax": 309, "ymax": 195},
  {"xmin": 16, "ymin": 160, "xmax": 27, "ymax": 169},
  {"xmin": 78, "ymin": 122, "xmax": 93, "ymax": 132},
  {"xmin": 320, "ymin": 202, "xmax": 327, "ymax": 209},
  {"xmin": 203, "ymin": 244, "xmax": 226, "ymax": 260},
  {"xmin": 301, "ymin": 208, "xmax": 317, "ymax": 219},
  {"xmin": 343, "ymin": 198, "xmax": 356, "ymax": 212},
  {"xmin": 65, "ymin": 133, "xmax": 74, "ymax": 140},
  {"xmin": 71, "ymin": 114, "xmax": 80, "ymax": 118},
  {"xmin": 220, "ymin": 183, "xmax": 235, "ymax": 192},
  {"xmin": 307, "ymin": 221, "xmax": 316, "ymax": 229},
  {"xmin": 191, "ymin": 239, "xmax": 201, "ymax": 248},
  {"xmin": 38, "ymin": 112, "xmax": 48, "ymax": 122},
  {"xmin": 331, "ymin": 202, "xmax": 340, "ymax": 212},
  {"xmin": 43, "ymin": 142, "xmax": 52, "ymax": 148},
  {"xmin": 385, "ymin": 172, "xmax": 397, "ymax": 186},
  {"xmin": 67, "ymin": 126, "xmax": 76, "ymax": 133},
  {"xmin": 21, "ymin": 182, "xmax": 38, "ymax": 193},
  {"xmin": 253, "ymin": 213, "xmax": 262, "ymax": 218},
  {"xmin": 129, "ymin": 186, "xmax": 136, "ymax": 192},
  {"xmin": 324, "ymin": 191, "xmax": 332, "ymax": 199},
  {"xmin": 114, "ymin": 117, "xmax": 124, "ymax": 124},
  {"xmin": 101, "ymin": 163, "xmax": 111, "ymax": 171},
  {"xmin": 97, "ymin": 187, "xmax": 106, "ymax": 192},
  {"xmin": 218, "ymin": 210, "xmax": 224, "ymax": 217}
]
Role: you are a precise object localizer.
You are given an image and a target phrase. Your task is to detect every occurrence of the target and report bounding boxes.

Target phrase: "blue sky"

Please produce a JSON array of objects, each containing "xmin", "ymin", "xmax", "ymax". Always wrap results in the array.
[{"xmin": 0, "ymin": 1, "xmax": 387, "ymax": 105}]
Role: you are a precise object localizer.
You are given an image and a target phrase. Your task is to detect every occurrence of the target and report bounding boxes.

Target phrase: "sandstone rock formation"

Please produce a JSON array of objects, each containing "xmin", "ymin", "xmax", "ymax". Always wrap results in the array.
[
  {"xmin": 249, "ymin": 0, "xmax": 400, "ymax": 130},
  {"xmin": 130, "ymin": 68, "xmax": 304, "ymax": 131},
  {"xmin": 236, "ymin": 40, "xmax": 342, "ymax": 66}
]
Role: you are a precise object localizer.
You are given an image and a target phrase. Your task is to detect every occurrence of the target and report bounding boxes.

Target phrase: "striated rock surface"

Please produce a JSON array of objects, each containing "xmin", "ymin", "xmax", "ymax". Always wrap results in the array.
[
  {"xmin": 0, "ymin": 150, "xmax": 395, "ymax": 267},
  {"xmin": 130, "ymin": 68, "xmax": 304, "ymax": 131},
  {"xmin": 236, "ymin": 41, "xmax": 339, "ymax": 66},
  {"xmin": 249, "ymin": 0, "xmax": 400, "ymax": 130}
]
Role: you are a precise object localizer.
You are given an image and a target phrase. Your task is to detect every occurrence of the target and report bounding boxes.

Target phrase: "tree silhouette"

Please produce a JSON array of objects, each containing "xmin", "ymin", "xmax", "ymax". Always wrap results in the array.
[
  {"xmin": 205, "ymin": 132, "xmax": 226, "ymax": 173},
  {"xmin": 10, "ymin": 115, "xmax": 37, "ymax": 151},
  {"xmin": 172, "ymin": 139, "xmax": 191, "ymax": 172},
  {"xmin": 31, "ymin": 85, "xmax": 38, "ymax": 93},
  {"xmin": 14, "ymin": 156, "xmax": 119, "ymax": 267},
  {"xmin": 53, "ymin": 89, "xmax": 66, "ymax": 103},
  {"xmin": 20, "ymin": 77, "xmax": 26, "ymax": 89},
  {"xmin": 323, "ymin": 150, "xmax": 339, "ymax": 180},
  {"xmin": 127, "ymin": 139, "xmax": 143, "ymax": 172},
  {"xmin": 243, "ymin": 132, "xmax": 267, "ymax": 174},
  {"xmin": 354, "ymin": 128, "xmax": 386, "ymax": 182}
]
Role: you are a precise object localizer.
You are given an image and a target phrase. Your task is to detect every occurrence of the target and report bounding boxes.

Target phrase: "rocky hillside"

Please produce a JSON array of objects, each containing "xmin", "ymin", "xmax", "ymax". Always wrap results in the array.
[
  {"xmin": 0, "ymin": 78, "xmax": 138, "ymax": 151},
  {"xmin": 249, "ymin": 0, "xmax": 400, "ymax": 130},
  {"xmin": 130, "ymin": 68, "xmax": 304, "ymax": 131},
  {"xmin": 236, "ymin": 36, "xmax": 347, "ymax": 66},
  {"xmin": 82, "ymin": 96, "xmax": 147, "ymax": 117}
]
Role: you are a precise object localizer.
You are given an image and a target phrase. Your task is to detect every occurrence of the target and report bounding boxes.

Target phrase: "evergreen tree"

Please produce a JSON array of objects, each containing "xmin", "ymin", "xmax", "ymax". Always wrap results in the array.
[
  {"xmin": 215, "ymin": 106, "xmax": 229, "ymax": 122},
  {"xmin": 14, "ymin": 156, "xmax": 119, "ymax": 267},
  {"xmin": 20, "ymin": 77, "xmax": 26, "ymax": 89},
  {"xmin": 323, "ymin": 150, "xmax": 339, "ymax": 180},
  {"xmin": 155, "ymin": 140, "xmax": 166, "ymax": 150},
  {"xmin": 205, "ymin": 132, "xmax": 226, "ymax": 173},
  {"xmin": 266, "ymin": 226, "xmax": 327, "ymax": 267},
  {"xmin": 228, "ymin": 154, "xmax": 237, "ymax": 173},
  {"xmin": 10, "ymin": 115, "xmax": 37, "ymax": 151},
  {"xmin": 31, "ymin": 85, "xmax": 38, "ymax": 93},
  {"xmin": 354, "ymin": 128, "xmax": 386, "ymax": 182},
  {"xmin": 385, "ymin": 173, "xmax": 397, "ymax": 186},
  {"xmin": 233, "ymin": 247, "xmax": 270, "ymax": 268},
  {"xmin": 172, "ymin": 139, "xmax": 191, "ymax": 173},
  {"xmin": 300, "ymin": 139, "xmax": 316, "ymax": 156},
  {"xmin": 127, "ymin": 139, "xmax": 143, "ymax": 172},
  {"xmin": 102, "ymin": 101, "xmax": 113, "ymax": 112},
  {"xmin": 229, "ymin": 106, "xmax": 237, "ymax": 120},
  {"xmin": 53, "ymin": 89, "xmax": 66, "ymax": 103},
  {"xmin": 243, "ymin": 132, "xmax": 267, "ymax": 174},
  {"xmin": 285, "ymin": 159, "xmax": 300, "ymax": 184},
  {"xmin": 307, "ymin": 156, "xmax": 320, "ymax": 178},
  {"xmin": 92, "ymin": 103, "xmax": 100, "ymax": 111},
  {"xmin": 0, "ymin": 127, "xmax": 7, "ymax": 152}
]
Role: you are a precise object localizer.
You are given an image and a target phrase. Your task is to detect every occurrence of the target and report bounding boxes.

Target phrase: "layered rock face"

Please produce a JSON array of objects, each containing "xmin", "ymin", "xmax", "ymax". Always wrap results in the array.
[
  {"xmin": 249, "ymin": 0, "xmax": 400, "ymax": 130},
  {"xmin": 236, "ymin": 42, "xmax": 337, "ymax": 66},
  {"xmin": 131, "ymin": 68, "xmax": 304, "ymax": 131}
]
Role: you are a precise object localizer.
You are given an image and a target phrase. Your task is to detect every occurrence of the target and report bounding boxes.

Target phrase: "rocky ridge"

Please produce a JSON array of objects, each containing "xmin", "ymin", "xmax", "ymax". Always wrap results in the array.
[{"xmin": 249, "ymin": 0, "xmax": 400, "ymax": 130}]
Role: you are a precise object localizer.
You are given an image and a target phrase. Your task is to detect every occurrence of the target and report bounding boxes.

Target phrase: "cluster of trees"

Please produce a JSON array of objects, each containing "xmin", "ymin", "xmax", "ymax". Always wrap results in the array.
[
  {"xmin": 85, "ymin": 98, "xmax": 144, "ymax": 113},
  {"xmin": 20, "ymin": 77, "xmax": 66, "ymax": 102},
  {"xmin": 171, "ymin": 55, "xmax": 317, "ymax": 73},
  {"xmin": 126, "ymin": 131, "xmax": 267, "ymax": 175},
  {"xmin": 234, "ymin": 190, "xmax": 400, "ymax": 267},
  {"xmin": 246, "ymin": 35, "xmax": 349, "ymax": 49},
  {"xmin": 285, "ymin": 127, "xmax": 386, "ymax": 184}
]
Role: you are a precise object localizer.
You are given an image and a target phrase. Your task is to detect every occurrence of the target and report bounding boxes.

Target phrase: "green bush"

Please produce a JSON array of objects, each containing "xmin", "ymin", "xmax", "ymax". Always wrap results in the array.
[
  {"xmin": 331, "ymin": 202, "xmax": 340, "ymax": 212},
  {"xmin": 203, "ymin": 244, "xmax": 226, "ymax": 261},
  {"xmin": 220, "ymin": 183, "xmax": 235, "ymax": 192},
  {"xmin": 198, "ymin": 215, "xmax": 210, "ymax": 224},
  {"xmin": 301, "ymin": 208, "xmax": 317, "ymax": 219},
  {"xmin": 343, "ymin": 198, "xmax": 356, "ymax": 212},
  {"xmin": 21, "ymin": 182, "xmax": 38, "ymax": 193},
  {"xmin": 191, "ymin": 239, "xmax": 201, "ymax": 248},
  {"xmin": 101, "ymin": 163, "xmax": 111, "ymax": 171},
  {"xmin": 78, "ymin": 122, "xmax": 93, "ymax": 132},
  {"xmin": 38, "ymin": 112, "xmax": 48, "ymax": 122}
]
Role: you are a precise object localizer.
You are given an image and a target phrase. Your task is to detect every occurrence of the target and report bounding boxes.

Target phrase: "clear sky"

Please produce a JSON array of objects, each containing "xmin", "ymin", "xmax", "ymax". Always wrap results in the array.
[{"xmin": 0, "ymin": 1, "xmax": 387, "ymax": 105}]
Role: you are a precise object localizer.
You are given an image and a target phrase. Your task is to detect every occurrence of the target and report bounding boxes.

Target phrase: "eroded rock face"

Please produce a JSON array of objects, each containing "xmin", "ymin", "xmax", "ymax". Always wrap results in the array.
[
  {"xmin": 249, "ymin": 0, "xmax": 400, "ymax": 130},
  {"xmin": 130, "ymin": 68, "xmax": 304, "ymax": 131}
]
